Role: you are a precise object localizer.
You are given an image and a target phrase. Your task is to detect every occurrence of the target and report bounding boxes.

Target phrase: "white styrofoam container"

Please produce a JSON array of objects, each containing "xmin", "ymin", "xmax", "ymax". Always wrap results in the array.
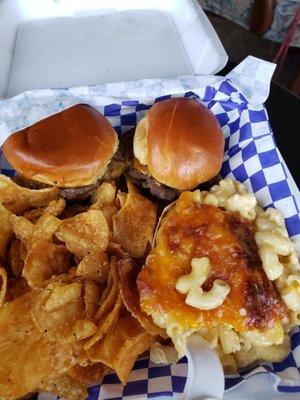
[
  {"xmin": 0, "ymin": 0, "xmax": 228, "ymax": 98},
  {"xmin": 0, "ymin": 3, "xmax": 299, "ymax": 400}
]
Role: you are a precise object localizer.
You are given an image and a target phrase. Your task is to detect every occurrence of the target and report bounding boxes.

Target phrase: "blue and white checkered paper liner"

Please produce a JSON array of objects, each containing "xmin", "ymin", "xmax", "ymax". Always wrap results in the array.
[{"xmin": 1, "ymin": 56, "xmax": 300, "ymax": 398}]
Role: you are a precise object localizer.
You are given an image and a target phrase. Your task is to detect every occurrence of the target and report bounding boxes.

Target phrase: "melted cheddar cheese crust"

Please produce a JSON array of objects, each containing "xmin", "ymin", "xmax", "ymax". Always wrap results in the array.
[{"xmin": 137, "ymin": 192, "xmax": 286, "ymax": 335}]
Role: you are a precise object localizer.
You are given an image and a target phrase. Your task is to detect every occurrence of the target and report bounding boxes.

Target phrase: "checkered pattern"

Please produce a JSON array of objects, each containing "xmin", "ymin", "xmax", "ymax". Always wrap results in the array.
[{"xmin": 1, "ymin": 75, "xmax": 300, "ymax": 398}]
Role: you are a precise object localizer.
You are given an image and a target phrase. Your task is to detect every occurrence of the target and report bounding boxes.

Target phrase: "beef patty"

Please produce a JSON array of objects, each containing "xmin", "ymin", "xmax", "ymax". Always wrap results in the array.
[{"xmin": 126, "ymin": 167, "xmax": 178, "ymax": 201}]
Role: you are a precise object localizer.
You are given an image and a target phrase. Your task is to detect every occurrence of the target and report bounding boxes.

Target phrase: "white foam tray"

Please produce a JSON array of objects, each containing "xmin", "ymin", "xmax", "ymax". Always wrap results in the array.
[{"xmin": 0, "ymin": 0, "xmax": 228, "ymax": 98}]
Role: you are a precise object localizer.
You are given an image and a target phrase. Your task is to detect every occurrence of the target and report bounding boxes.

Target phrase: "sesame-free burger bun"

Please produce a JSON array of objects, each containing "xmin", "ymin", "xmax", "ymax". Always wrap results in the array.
[
  {"xmin": 2, "ymin": 104, "xmax": 118, "ymax": 187},
  {"xmin": 133, "ymin": 98, "xmax": 224, "ymax": 190}
]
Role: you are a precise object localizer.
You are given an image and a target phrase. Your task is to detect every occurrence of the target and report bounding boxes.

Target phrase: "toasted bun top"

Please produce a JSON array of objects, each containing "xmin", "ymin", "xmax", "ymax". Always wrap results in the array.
[
  {"xmin": 2, "ymin": 104, "xmax": 118, "ymax": 187},
  {"xmin": 134, "ymin": 98, "xmax": 224, "ymax": 190}
]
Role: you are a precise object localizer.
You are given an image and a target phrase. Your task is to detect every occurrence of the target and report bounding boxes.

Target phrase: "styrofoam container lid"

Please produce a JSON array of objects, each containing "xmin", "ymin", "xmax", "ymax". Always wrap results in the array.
[{"xmin": 3, "ymin": 0, "xmax": 228, "ymax": 97}]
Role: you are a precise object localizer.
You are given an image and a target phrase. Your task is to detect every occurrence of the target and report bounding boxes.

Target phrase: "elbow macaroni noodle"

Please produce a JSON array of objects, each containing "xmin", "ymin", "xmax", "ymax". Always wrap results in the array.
[
  {"xmin": 281, "ymin": 275, "xmax": 300, "ymax": 312},
  {"xmin": 226, "ymin": 193, "xmax": 257, "ymax": 220},
  {"xmin": 175, "ymin": 257, "xmax": 230, "ymax": 310},
  {"xmin": 257, "ymin": 243, "xmax": 283, "ymax": 281},
  {"xmin": 219, "ymin": 327, "xmax": 241, "ymax": 354},
  {"xmin": 241, "ymin": 322, "xmax": 284, "ymax": 347},
  {"xmin": 150, "ymin": 342, "xmax": 179, "ymax": 364},
  {"xmin": 171, "ymin": 180, "xmax": 300, "ymax": 371}
]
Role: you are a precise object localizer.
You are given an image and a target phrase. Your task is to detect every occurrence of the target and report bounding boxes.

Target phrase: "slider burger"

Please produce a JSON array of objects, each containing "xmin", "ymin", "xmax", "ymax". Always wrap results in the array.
[
  {"xmin": 128, "ymin": 97, "xmax": 225, "ymax": 200},
  {"xmin": 2, "ymin": 104, "xmax": 122, "ymax": 201}
]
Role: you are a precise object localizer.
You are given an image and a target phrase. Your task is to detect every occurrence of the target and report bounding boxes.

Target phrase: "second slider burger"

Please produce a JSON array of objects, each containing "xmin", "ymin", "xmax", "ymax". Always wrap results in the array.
[
  {"xmin": 128, "ymin": 98, "xmax": 225, "ymax": 200},
  {"xmin": 2, "ymin": 104, "xmax": 122, "ymax": 201}
]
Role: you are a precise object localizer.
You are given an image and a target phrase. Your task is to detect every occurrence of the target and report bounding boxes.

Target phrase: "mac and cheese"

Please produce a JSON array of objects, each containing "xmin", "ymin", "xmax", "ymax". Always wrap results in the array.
[
  {"xmin": 138, "ymin": 179, "xmax": 300, "ymax": 373},
  {"xmin": 175, "ymin": 257, "xmax": 230, "ymax": 310}
]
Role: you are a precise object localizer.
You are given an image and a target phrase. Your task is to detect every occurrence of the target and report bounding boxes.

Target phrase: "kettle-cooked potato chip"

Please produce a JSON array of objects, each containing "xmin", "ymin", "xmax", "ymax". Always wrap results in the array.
[
  {"xmin": 68, "ymin": 363, "xmax": 110, "ymax": 385},
  {"xmin": 95, "ymin": 258, "xmax": 119, "ymax": 321},
  {"xmin": 0, "ymin": 293, "xmax": 75, "ymax": 399},
  {"xmin": 113, "ymin": 327, "xmax": 154, "ymax": 384},
  {"xmin": 56, "ymin": 210, "xmax": 109, "ymax": 259},
  {"xmin": 23, "ymin": 241, "xmax": 72, "ymax": 288},
  {"xmin": 106, "ymin": 241, "xmax": 127, "ymax": 259},
  {"xmin": 8, "ymin": 277, "xmax": 30, "ymax": 300},
  {"xmin": 44, "ymin": 197, "xmax": 66, "ymax": 216},
  {"xmin": 72, "ymin": 319, "xmax": 98, "ymax": 340},
  {"xmin": 31, "ymin": 281, "xmax": 85, "ymax": 343},
  {"xmin": 9, "ymin": 239, "xmax": 26, "ymax": 278},
  {"xmin": 22, "ymin": 207, "xmax": 44, "ymax": 222},
  {"xmin": 38, "ymin": 374, "xmax": 88, "ymax": 400},
  {"xmin": 33, "ymin": 214, "xmax": 62, "ymax": 243},
  {"xmin": 98, "ymin": 205, "xmax": 118, "ymax": 230},
  {"xmin": 11, "ymin": 213, "xmax": 62, "ymax": 250},
  {"xmin": 91, "ymin": 181, "xmax": 116, "ymax": 206},
  {"xmin": 112, "ymin": 182, "xmax": 157, "ymax": 258},
  {"xmin": 0, "ymin": 203, "xmax": 13, "ymax": 260},
  {"xmin": 84, "ymin": 258, "xmax": 121, "ymax": 349},
  {"xmin": 84, "ymin": 295, "xmax": 122, "ymax": 350},
  {"xmin": 10, "ymin": 214, "xmax": 34, "ymax": 248},
  {"xmin": 76, "ymin": 251, "xmax": 109, "ymax": 283},
  {"xmin": 22, "ymin": 198, "xmax": 66, "ymax": 223},
  {"xmin": 0, "ymin": 174, "xmax": 59, "ymax": 214},
  {"xmin": 117, "ymin": 257, "xmax": 167, "ymax": 338},
  {"xmin": 0, "ymin": 267, "xmax": 7, "ymax": 307},
  {"xmin": 90, "ymin": 182, "xmax": 118, "ymax": 228},
  {"xmin": 83, "ymin": 280, "xmax": 102, "ymax": 320},
  {"xmin": 115, "ymin": 191, "xmax": 127, "ymax": 209},
  {"xmin": 86, "ymin": 308, "xmax": 154, "ymax": 383},
  {"xmin": 44, "ymin": 282, "xmax": 82, "ymax": 312}
]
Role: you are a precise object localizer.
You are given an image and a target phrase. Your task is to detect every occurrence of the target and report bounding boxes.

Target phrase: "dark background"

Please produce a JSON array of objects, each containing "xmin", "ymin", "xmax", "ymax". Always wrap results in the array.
[{"xmin": 205, "ymin": 10, "xmax": 300, "ymax": 188}]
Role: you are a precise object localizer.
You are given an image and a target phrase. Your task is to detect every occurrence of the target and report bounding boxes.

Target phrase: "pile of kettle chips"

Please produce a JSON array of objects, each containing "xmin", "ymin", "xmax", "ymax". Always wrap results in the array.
[{"xmin": 0, "ymin": 175, "xmax": 161, "ymax": 399}]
